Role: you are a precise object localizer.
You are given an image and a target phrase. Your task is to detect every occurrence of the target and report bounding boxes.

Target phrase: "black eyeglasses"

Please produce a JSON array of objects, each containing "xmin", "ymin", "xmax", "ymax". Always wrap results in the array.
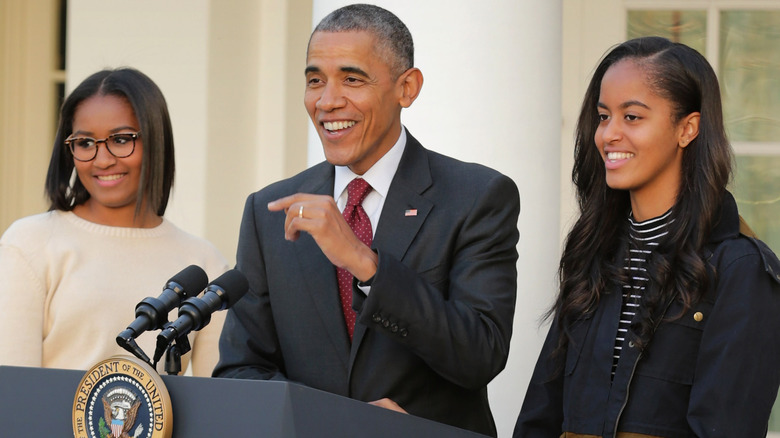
[{"xmin": 65, "ymin": 132, "xmax": 140, "ymax": 162}]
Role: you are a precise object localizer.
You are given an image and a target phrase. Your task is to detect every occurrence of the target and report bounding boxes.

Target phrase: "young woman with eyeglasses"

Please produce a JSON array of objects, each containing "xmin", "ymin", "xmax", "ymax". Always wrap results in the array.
[
  {"xmin": 514, "ymin": 37, "xmax": 780, "ymax": 437},
  {"xmin": 0, "ymin": 68, "xmax": 229, "ymax": 376}
]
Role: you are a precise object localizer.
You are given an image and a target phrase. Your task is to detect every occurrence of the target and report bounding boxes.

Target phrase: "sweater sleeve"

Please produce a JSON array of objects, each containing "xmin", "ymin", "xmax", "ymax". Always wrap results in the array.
[{"xmin": 0, "ymin": 242, "xmax": 46, "ymax": 367}]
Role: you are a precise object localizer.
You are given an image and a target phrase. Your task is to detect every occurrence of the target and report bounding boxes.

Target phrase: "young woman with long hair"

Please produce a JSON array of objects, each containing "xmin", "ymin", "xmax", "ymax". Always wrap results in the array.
[{"xmin": 515, "ymin": 37, "xmax": 780, "ymax": 437}]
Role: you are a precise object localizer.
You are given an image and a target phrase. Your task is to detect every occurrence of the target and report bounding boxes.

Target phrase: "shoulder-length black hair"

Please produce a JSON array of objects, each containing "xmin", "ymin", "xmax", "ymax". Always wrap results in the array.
[
  {"xmin": 553, "ymin": 36, "xmax": 732, "ymax": 351},
  {"xmin": 45, "ymin": 67, "xmax": 175, "ymax": 217}
]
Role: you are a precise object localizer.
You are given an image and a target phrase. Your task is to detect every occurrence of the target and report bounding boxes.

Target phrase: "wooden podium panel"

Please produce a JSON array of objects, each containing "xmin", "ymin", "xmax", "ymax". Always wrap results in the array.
[{"xmin": 0, "ymin": 365, "xmax": 487, "ymax": 437}]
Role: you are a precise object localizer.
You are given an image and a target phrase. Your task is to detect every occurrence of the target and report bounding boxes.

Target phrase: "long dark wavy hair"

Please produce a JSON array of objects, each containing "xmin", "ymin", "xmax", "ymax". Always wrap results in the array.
[
  {"xmin": 552, "ymin": 36, "xmax": 732, "ymax": 354},
  {"xmin": 45, "ymin": 67, "xmax": 175, "ymax": 217}
]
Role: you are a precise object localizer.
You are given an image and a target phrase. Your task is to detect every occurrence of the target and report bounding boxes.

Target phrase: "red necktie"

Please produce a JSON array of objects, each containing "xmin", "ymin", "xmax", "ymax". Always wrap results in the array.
[{"xmin": 337, "ymin": 178, "xmax": 373, "ymax": 340}]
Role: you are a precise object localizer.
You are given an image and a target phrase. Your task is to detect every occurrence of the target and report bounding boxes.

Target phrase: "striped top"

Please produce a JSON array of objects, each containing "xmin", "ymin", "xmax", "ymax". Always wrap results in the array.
[{"xmin": 612, "ymin": 209, "xmax": 673, "ymax": 377}]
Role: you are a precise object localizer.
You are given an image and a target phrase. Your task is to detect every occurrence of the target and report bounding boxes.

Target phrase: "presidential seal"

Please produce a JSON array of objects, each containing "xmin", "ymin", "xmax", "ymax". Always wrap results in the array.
[{"xmin": 73, "ymin": 356, "xmax": 172, "ymax": 438}]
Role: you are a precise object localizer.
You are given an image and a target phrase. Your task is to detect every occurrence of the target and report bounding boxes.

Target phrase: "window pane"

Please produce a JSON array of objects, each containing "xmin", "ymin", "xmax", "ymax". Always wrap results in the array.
[
  {"xmin": 734, "ymin": 156, "xmax": 780, "ymax": 249},
  {"xmin": 627, "ymin": 10, "xmax": 706, "ymax": 53},
  {"xmin": 720, "ymin": 11, "xmax": 780, "ymax": 142},
  {"xmin": 773, "ymin": 395, "xmax": 780, "ymax": 433}
]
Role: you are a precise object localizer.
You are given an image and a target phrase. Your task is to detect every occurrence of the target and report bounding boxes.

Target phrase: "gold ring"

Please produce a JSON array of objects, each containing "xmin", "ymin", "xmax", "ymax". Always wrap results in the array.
[{"xmin": 298, "ymin": 205, "xmax": 304, "ymax": 218}]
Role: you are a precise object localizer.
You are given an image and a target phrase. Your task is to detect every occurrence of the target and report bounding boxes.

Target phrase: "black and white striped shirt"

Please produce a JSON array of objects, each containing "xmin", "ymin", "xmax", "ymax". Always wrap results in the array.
[{"xmin": 612, "ymin": 209, "xmax": 673, "ymax": 377}]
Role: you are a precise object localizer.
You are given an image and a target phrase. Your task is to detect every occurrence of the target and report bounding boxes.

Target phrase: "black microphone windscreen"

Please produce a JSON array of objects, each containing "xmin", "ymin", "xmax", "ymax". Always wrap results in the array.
[
  {"xmin": 168, "ymin": 265, "xmax": 208, "ymax": 295},
  {"xmin": 208, "ymin": 269, "xmax": 249, "ymax": 308}
]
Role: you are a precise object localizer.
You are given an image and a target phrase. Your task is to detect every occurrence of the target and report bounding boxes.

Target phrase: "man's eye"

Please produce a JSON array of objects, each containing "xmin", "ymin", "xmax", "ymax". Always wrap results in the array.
[{"xmin": 307, "ymin": 78, "xmax": 322, "ymax": 85}]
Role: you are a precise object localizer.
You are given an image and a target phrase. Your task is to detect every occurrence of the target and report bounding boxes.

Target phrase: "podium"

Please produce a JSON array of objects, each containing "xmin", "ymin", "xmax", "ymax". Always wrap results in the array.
[{"xmin": 0, "ymin": 365, "xmax": 487, "ymax": 437}]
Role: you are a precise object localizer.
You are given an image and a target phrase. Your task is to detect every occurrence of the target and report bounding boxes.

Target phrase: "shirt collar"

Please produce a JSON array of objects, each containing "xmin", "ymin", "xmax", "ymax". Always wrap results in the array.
[{"xmin": 333, "ymin": 126, "xmax": 407, "ymax": 200}]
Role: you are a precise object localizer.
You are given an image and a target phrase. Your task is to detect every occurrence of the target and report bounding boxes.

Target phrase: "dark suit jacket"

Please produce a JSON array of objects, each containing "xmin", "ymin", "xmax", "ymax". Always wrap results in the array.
[{"xmin": 214, "ymin": 132, "xmax": 520, "ymax": 436}]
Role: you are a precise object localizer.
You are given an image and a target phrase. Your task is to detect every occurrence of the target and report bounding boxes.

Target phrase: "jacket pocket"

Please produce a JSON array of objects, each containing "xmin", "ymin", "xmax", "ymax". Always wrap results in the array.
[{"xmin": 634, "ymin": 300, "xmax": 712, "ymax": 384}]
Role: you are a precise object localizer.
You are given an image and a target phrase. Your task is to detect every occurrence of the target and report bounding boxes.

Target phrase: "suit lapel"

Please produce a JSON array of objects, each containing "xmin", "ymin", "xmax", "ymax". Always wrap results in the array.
[
  {"xmin": 372, "ymin": 133, "xmax": 433, "ymax": 263},
  {"xmin": 350, "ymin": 133, "xmax": 434, "ymax": 359},
  {"xmin": 292, "ymin": 165, "xmax": 352, "ymax": 366}
]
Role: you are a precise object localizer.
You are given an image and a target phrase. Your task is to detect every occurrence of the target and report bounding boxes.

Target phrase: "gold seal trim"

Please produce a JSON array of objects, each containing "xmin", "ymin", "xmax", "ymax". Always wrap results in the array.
[{"xmin": 72, "ymin": 355, "xmax": 172, "ymax": 438}]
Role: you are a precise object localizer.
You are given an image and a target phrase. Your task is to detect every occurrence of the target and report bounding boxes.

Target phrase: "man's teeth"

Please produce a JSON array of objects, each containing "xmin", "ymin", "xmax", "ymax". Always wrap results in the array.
[
  {"xmin": 97, "ymin": 174, "xmax": 123, "ymax": 181},
  {"xmin": 323, "ymin": 121, "xmax": 356, "ymax": 131},
  {"xmin": 607, "ymin": 152, "xmax": 634, "ymax": 161}
]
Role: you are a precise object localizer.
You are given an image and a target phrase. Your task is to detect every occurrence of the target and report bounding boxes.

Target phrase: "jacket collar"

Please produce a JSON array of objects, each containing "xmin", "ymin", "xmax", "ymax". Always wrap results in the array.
[{"xmin": 705, "ymin": 191, "xmax": 740, "ymax": 246}]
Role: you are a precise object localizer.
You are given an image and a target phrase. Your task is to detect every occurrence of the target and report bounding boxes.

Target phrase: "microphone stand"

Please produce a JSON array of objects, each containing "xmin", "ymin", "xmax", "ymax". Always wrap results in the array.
[
  {"xmin": 116, "ymin": 336, "xmax": 154, "ymax": 369},
  {"xmin": 154, "ymin": 323, "xmax": 192, "ymax": 375}
]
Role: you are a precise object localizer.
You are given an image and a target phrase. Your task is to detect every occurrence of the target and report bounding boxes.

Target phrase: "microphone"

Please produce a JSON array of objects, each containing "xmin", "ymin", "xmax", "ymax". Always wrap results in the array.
[
  {"xmin": 154, "ymin": 269, "xmax": 249, "ymax": 363},
  {"xmin": 116, "ymin": 265, "xmax": 208, "ymax": 362}
]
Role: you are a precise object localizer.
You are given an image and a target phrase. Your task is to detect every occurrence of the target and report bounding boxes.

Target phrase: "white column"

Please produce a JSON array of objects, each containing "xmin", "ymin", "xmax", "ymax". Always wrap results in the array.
[{"xmin": 309, "ymin": 2, "xmax": 562, "ymax": 436}]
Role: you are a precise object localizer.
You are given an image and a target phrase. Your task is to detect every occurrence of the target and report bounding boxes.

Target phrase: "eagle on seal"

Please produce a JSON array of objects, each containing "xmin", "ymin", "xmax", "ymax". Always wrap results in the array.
[{"xmin": 102, "ymin": 396, "xmax": 142, "ymax": 438}]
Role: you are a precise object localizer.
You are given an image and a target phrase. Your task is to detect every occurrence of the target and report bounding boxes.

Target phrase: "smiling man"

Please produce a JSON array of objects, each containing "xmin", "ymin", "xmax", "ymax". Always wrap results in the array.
[{"xmin": 214, "ymin": 4, "xmax": 520, "ymax": 436}]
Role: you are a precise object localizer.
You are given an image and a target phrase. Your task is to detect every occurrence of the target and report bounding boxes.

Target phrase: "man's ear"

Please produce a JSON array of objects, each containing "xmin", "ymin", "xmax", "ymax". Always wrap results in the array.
[
  {"xmin": 397, "ymin": 68, "xmax": 423, "ymax": 108},
  {"xmin": 678, "ymin": 112, "xmax": 700, "ymax": 148}
]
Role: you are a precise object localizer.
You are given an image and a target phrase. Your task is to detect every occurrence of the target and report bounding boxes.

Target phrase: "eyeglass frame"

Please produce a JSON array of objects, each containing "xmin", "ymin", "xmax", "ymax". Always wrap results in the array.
[{"xmin": 64, "ymin": 132, "xmax": 141, "ymax": 162}]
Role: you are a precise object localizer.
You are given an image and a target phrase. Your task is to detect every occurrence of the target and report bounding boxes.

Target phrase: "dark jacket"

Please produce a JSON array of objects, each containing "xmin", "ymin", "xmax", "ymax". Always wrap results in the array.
[
  {"xmin": 215, "ymin": 133, "xmax": 520, "ymax": 437},
  {"xmin": 515, "ymin": 192, "xmax": 780, "ymax": 438}
]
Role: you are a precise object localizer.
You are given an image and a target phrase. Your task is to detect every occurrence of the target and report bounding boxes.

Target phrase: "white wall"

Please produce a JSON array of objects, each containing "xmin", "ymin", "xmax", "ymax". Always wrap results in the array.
[{"xmin": 308, "ymin": 2, "xmax": 562, "ymax": 436}]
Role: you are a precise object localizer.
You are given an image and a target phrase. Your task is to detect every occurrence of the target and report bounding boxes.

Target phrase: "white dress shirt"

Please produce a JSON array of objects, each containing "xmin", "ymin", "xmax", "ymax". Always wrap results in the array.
[{"xmin": 333, "ymin": 126, "xmax": 407, "ymax": 293}]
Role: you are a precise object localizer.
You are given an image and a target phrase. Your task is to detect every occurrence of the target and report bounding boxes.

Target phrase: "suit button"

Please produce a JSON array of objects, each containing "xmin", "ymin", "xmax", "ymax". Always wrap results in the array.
[
  {"xmin": 693, "ymin": 312, "xmax": 704, "ymax": 322},
  {"xmin": 382, "ymin": 319, "xmax": 390, "ymax": 328},
  {"xmin": 628, "ymin": 341, "xmax": 635, "ymax": 348},
  {"xmin": 400, "ymin": 328, "xmax": 408, "ymax": 337},
  {"xmin": 372, "ymin": 313, "xmax": 382, "ymax": 323},
  {"xmin": 390, "ymin": 323, "xmax": 399, "ymax": 333}
]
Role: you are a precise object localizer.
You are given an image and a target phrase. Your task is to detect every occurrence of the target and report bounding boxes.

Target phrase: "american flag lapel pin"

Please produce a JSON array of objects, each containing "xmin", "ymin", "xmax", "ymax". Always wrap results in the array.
[{"xmin": 405, "ymin": 209, "xmax": 418, "ymax": 217}]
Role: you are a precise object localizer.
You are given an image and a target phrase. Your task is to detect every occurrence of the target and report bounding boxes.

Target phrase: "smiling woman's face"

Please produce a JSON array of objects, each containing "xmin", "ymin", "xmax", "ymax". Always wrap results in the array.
[
  {"xmin": 595, "ymin": 59, "xmax": 694, "ymax": 219},
  {"xmin": 70, "ymin": 94, "xmax": 147, "ymax": 225}
]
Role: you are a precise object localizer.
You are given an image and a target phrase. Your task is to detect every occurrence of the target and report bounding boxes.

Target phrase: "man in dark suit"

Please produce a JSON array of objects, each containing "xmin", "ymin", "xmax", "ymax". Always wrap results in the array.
[{"xmin": 214, "ymin": 4, "xmax": 520, "ymax": 436}]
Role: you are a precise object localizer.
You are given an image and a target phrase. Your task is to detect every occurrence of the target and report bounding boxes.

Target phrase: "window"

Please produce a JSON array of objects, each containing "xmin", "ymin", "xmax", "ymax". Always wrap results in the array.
[{"xmin": 628, "ymin": 3, "xmax": 780, "ymax": 432}]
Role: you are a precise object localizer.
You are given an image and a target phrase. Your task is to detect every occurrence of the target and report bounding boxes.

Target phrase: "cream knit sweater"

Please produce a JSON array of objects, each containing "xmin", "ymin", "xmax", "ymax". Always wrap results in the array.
[{"xmin": 0, "ymin": 210, "xmax": 230, "ymax": 376}]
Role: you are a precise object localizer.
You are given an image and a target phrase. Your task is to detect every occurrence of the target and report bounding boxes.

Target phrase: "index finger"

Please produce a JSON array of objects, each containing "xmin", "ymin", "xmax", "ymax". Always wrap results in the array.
[{"xmin": 267, "ymin": 193, "xmax": 314, "ymax": 212}]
